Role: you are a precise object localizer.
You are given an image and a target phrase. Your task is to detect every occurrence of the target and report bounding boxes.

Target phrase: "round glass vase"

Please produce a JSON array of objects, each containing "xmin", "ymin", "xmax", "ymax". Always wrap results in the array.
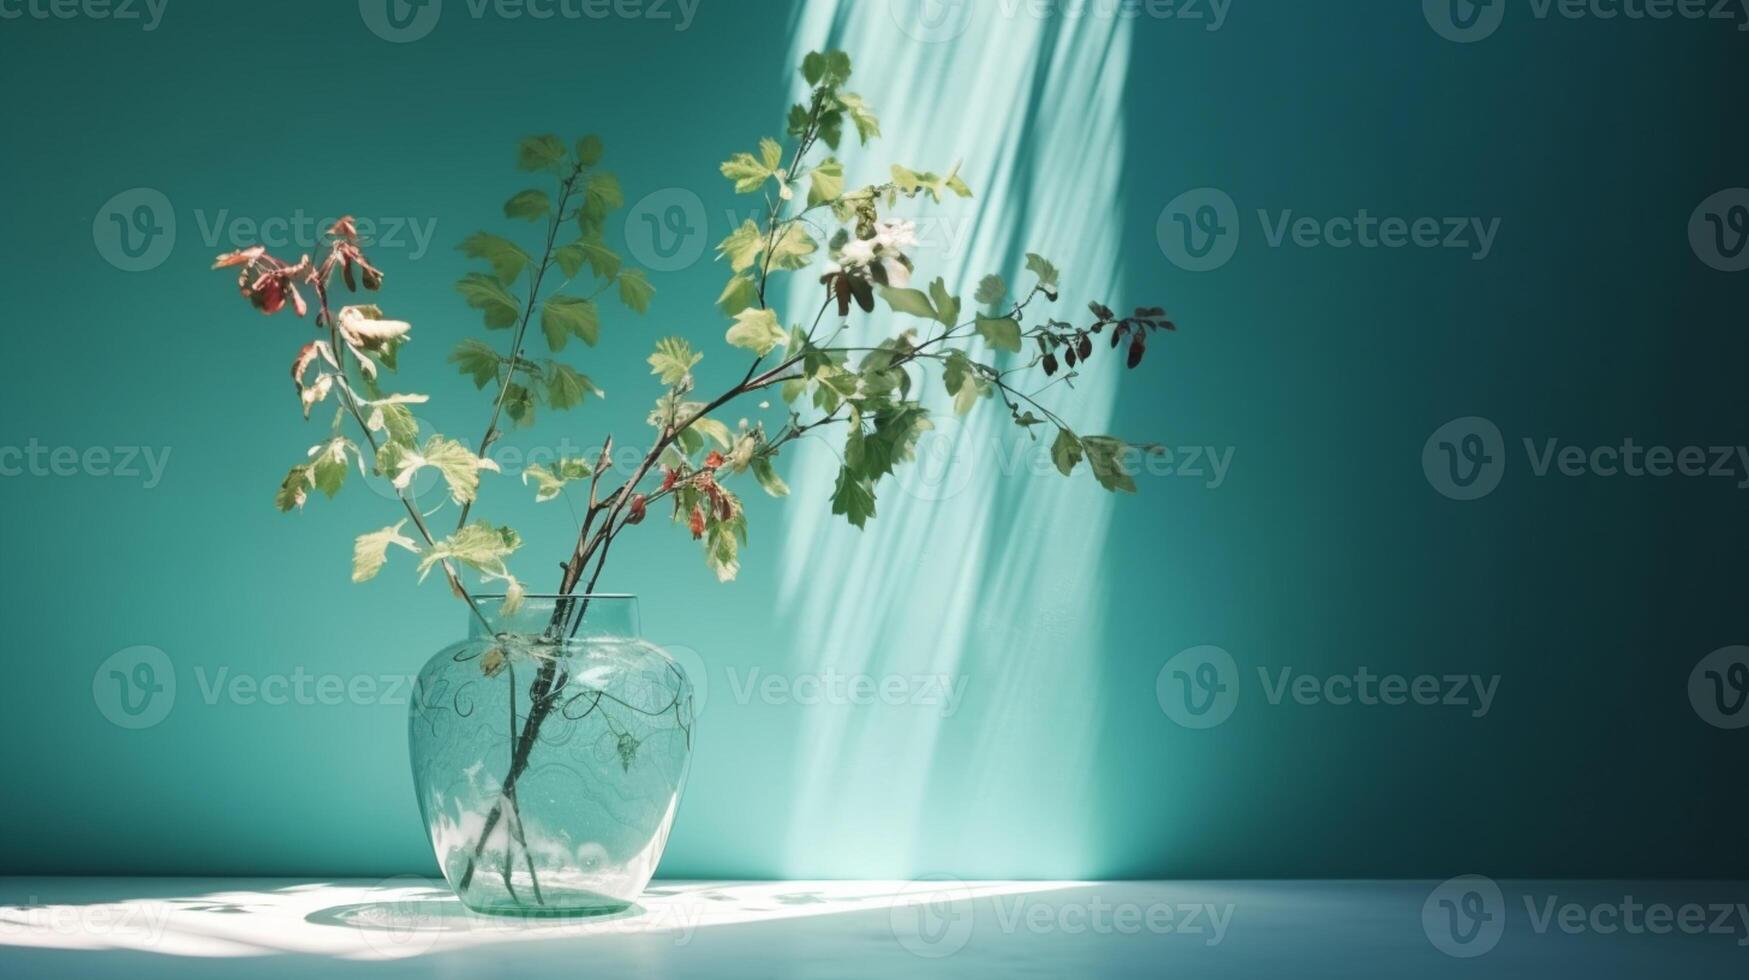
[{"xmin": 408, "ymin": 594, "xmax": 693, "ymax": 916}]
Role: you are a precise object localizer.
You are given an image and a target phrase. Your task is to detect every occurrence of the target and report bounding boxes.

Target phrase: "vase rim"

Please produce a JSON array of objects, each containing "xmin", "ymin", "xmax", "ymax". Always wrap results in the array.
[
  {"xmin": 466, "ymin": 592, "xmax": 641, "ymax": 639},
  {"xmin": 469, "ymin": 592, "xmax": 636, "ymax": 601}
]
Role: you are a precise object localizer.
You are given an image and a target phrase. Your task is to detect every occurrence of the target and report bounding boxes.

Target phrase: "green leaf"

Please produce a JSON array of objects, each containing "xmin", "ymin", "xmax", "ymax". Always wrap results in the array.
[
  {"xmin": 1081, "ymin": 436, "xmax": 1137, "ymax": 493},
  {"xmin": 717, "ymin": 273, "xmax": 758, "ymax": 315},
  {"xmin": 310, "ymin": 439, "xmax": 352, "ymax": 499},
  {"xmin": 953, "ymin": 374, "xmax": 988, "ymax": 416},
  {"xmin": 275, "ymin": 464, "xmax": 313, "ymax": 512},
  {"xmin": 976, "ymin": 316, "xmax": 1022, "ymax": 353},
  {"xmin": 836, "ymin": 91, "xmax": 879, "ymax": 144},
  {"xmin": 816, "ymin": 110, "xmax": 844, "ymax": 151},
  {"xmin": 705, "ymin": 511, "xmax": 745, "ymax": 582},
  {"xmin": 823, "ymin": 371, "xmax": 863, "ymax": 400},
  {"xmin": 928, "ymin": 277, "xmax": 961, "ymax": 328},
  {"xmin": 516, "ymin": 134, "xmax": 565, "ymax": 172},
  {"xmin": 787, "ymin": 102, "xmax": 812, "ymax": 138},
  {"xmin": 725, "ymin": 308, "xmax": 787, "ymax": 356},
  {"xmin": 523, "ymin": 457, "xmax": 593, "ymax": 502},
  {"xmin": 942, "ymin": 351, "xmax": 970, "ymax": 396},
  {"xmin": 541, "ymin": 295, "xmax": 599, "ymax": 350},
  {"xmin": 648, "ymin": 337, "xmax": 702, "ymax": 385},
  {"xmin": 830, "ymin": 466, "xmax": 876, "ymax": 529},
  {"xmin": 419, "ymin": 522, "xmax": 521, "ymax": 580},
  {"xmin": 575, "ymin": 133, "xmax": 604, "ymax": 166},
  {"xmin": 942, "ymin": 351, "xmax": 988, "ymax": 415},
  {"xmin": 720, "ymin": 151, "xmax": 774, "ymax": 194},
  {"xmin": 843, "ymin": 417, "xmax": 872, "ymax": 478},
  {"xmin": 892, "ymin": 163, "xmax": 948, "ymax": 200},
  {"xmin": 688, "ymin": 416, "xmax": 734, "ymax": 450},
  {"xmin": 617, "ymin": 268, "xmax": 654, "ymax": 314},
  {"xmin": 717, "ymin": 219, "xmax": 764, "ymax": 273},
  {"xmin": 449, "ymin": 339, "xmax": 502, "ymax": 389},
  {"xmin": 375, "ymin": 439, "xmax": 411, "ymax": 481},
  {"xmin": 503, "ymin": 189, "xmax": 551, "ymax": 222},
  {"xmin": 432, "ymin": 442, "xmax": 499, "ymax": 501},
  {"xmin": 860, "ymin": 403, "xmax": 930, "ymax": 480},
  {"xmin": 802, "ymin": 50, "xmax": 852, "ymax": 88},
  {"xmin": 858, "ymin": 332, "xmax": 916, "ymax": 372},
  {"xmin": 857, "ymin": 367, "xmax": 899, "ymax": 399},
  {"xmin": 751, "ymin": 456, "xmax": 790, "ymax": 497},
  {"xmin": 352, "ymin": 521, "xmax": 418, "ymax": 583},
  {"xmin": 878, "ymin": 285, "xmax": 936, "ymax": 321},
  {"xmin": 975, "ymin": 274, "xmax": 1006, "ymax": 308},
  {"xmin": 544, "ymin": 362, "xmax": 600, "ymax": 410},
  {"xmin": 767, "ymin": 223, "xmax": 817, "ymax": 270},
  {"xmin": 945, "ymin": 169, "xmax": 973, "ymax": 198},
  {"xmin": 759, "ymin": 136, "xmax": 784, "ymax": 170},
  {"xmin": 553, "ymin": 242, "xmax": 584, "ymax": 279},
  {"xmin": 363, "ymin": 396, "xmax": 423, "ymax": 448},
  {"xmin": 826, "ymin": 51, "xmax": 852, "ymax": 84},
  {"xmin": 706, "ymin": 536, "xmax": 740, "ymax": 582},
  {"xmin": 455, "ymin": 273, "xmax": 521, "ymax": 329},
  {"xmin": 1026, "ymin": 252, "xmax": 1060, "ymax": 289},
  {"xmin": 646, "ymin": 391, "xmax": 691, "ymax": 429},
  {"xmin": 504, "ymin": 383, "xmax": 536, "ymax": 427},
  {"xmin": 457, "ymin": 234, "xmax": 530, "ymax": 286},
  {"xmin": 554, "ymin": 239, "xmax": 620, "ymax": 281},
  {"xmin": 1051, "ymin": 428, "xmax": 1083, "ymax": 477},
  {"xmin": 388, "ymin": 436, "xmax": 500, "ymax": 505},
  {"xmin": 801, "ymin": 51, "xmax": 826, "ymax": 86},
  {"xmin": 808, "ymin": 158, "xmax": 844, "ymax": 206},
  {"xmin": 581, "ymin": 172, "xmax": 623, "ymax": 224},
  {"xmin": 373, "ymin": 334, "xmax": 406, "ymax": 372}
]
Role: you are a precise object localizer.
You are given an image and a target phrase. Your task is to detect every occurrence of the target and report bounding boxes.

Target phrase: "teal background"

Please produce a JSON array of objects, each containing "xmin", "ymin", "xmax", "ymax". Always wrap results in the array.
[{"xmin": 0, "ymin": 0, "xmax": 1743, "ymax": 880}]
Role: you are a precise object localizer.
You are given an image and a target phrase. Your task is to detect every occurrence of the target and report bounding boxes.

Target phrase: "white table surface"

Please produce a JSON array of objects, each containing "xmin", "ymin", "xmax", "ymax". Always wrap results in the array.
[{"xmin": 1, "ymin": 877, "xmax": 1742, "ymax": 977}]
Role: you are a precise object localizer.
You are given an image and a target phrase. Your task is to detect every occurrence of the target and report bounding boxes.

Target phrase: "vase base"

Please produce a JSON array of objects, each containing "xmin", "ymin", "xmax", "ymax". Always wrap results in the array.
[{"xmin": 460, "ymin": 898, "xmax": 635, "ymax": 918}]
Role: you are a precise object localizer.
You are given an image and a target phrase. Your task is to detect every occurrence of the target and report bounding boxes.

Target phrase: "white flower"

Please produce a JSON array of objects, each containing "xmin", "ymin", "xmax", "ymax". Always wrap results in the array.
[
  {"xmin": 881, "ymin": 257, "xmax": 912, "ymax": 288},
  {"xmin": 874, "ymin": 219, "xmax": 918, "ymax": 251},
  {"xmin": 839, "ymin": 238, "xmax": 877, "ymax": 266}
]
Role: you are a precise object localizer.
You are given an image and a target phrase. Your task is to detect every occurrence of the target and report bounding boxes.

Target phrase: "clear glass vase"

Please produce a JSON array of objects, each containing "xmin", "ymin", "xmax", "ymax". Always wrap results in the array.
[{"xmin": 408, "ymin": 594, "xmax": 693, "ymax": 915}]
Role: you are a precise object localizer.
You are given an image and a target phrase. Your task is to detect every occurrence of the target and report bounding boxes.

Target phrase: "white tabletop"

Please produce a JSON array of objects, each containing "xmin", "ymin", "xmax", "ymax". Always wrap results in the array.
[{"xmin": 1, "ymin": 877, "xmax": 1742, "ymax": 977}]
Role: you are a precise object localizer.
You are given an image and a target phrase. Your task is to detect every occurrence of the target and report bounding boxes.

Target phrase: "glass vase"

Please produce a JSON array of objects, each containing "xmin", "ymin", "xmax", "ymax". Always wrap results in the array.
[{"xmin": 408, "ymin": 594, "xmax": 693, "ymax": 915}]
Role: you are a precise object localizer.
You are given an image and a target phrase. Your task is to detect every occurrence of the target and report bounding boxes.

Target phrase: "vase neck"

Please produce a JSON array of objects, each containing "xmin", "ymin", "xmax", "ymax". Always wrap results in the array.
[{"xmin": 468, "ymin": 594, "xmax": 641, "ymax": 641}]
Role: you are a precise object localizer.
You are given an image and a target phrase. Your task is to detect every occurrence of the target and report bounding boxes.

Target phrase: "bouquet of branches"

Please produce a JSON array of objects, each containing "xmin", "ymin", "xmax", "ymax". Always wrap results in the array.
[
  {"xmin": 215, "ymin": 48, "xmax": 1176, "ymax": 903},
  {"xmin": 215, "ymin": 47, "xmax": 1173, "ymax": 639}
]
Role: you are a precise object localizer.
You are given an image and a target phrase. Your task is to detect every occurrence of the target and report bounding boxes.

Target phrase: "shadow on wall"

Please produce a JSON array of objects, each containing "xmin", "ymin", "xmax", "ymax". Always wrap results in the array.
[{"xmin": 770, "ymin": 2, "xmax": 1134, "ymax": 878}]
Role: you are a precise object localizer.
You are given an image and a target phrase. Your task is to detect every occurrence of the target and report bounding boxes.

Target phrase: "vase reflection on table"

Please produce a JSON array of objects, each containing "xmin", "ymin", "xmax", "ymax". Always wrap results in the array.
[{"xmin": 408, "ymin": 594, "xmax": 693, "ymax": 915}]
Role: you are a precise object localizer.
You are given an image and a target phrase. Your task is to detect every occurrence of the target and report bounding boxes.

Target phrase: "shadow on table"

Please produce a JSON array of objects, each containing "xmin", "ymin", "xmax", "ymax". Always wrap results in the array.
[{"xmin": 304, "ymin": 889, "xmax": 647, "ymax": 935}]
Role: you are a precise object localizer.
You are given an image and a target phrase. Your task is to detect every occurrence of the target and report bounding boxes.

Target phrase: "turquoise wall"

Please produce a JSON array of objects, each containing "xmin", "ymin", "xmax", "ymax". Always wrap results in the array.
[{"xmin": 0, "ymin": 1, "xmax": 1742, "ymax": 879}]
